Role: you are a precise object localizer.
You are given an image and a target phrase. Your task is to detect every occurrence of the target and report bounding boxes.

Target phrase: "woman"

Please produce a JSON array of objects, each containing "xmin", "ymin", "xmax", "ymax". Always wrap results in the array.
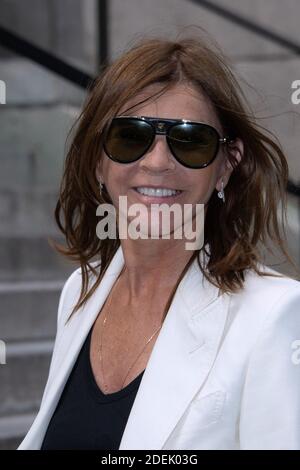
[{"xmin": 18, "ymin": 35, "xmax": 300, "ymax": 450}]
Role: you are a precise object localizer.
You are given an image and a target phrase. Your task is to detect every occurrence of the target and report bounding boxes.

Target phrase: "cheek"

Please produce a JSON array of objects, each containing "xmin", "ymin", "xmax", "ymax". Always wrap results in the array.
[
  {"xmin": 101, "ymin": 157, "xmax": 123, "ymax": 190},
  {"xmin": 188, "ymin": 169, "xmax": 216, "ymax": 202},
  {"xmin": 104, "ymin": 166, "xmax": 137, "ymax": 205}
]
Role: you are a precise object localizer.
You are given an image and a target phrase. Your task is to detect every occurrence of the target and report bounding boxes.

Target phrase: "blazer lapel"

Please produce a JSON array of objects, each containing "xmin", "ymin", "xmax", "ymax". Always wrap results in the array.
[
  {"xmin": 119, "ymin": 253, "xmax": 230, "ymax": 450},
  {"xmin": 19, "ymin": 245, "xmax": 126, "ymax": 449}
]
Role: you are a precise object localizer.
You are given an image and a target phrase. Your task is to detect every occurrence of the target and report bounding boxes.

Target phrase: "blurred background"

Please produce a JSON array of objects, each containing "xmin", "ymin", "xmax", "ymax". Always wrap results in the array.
[{"xmin": 0, "ymin": 0, "xmax": 299, "ymax": 449}]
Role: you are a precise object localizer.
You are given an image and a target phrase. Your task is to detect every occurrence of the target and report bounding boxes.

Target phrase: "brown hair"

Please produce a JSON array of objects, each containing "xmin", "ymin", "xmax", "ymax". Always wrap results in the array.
[{"xmin": 52, "ymin": 32, "xmax": 300, "ymax": 321}]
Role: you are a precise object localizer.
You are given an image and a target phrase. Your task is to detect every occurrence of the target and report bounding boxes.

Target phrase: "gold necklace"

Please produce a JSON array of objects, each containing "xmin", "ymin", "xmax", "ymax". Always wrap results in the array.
[{"xmin": 99, "ymin": 270, "xmax": 163, "ymax": 393}]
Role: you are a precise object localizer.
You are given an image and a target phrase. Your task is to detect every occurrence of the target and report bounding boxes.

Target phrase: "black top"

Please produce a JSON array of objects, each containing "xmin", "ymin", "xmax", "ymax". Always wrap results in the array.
[{"xmin": 41, "ymin": 327, "xmax": 145, "ymax": 450}]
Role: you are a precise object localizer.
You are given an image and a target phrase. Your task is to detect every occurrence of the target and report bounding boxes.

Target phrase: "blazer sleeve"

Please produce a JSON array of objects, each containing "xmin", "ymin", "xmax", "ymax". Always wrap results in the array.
[{"xmin": 239, "ymin": 284, "xmax": 300, "ymax": 449}]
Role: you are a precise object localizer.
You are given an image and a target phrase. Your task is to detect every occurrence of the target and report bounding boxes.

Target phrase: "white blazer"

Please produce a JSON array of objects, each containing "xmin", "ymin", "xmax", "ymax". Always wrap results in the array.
[{"xmin": 18, "ymin": 245, "xmax": 300, "ymax": 450}]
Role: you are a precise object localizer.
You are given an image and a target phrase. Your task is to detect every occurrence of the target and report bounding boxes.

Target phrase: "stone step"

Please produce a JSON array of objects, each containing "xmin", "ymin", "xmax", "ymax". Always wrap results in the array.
[
  {"xmin": 0, "ymin": 187, "xmax": 60, "ymax": 237},
  {"xmin": 0, "ymin": 280, "xmax": 63, "ymax": 341},
  {"xmin": 0, "ymin": 235, "xmax": 76, "ymax": 281},
  {"xmin": 0, "ymin": 339, "xmax": 53, "ymax": 418},
  {"xmin": 0, "ymin": 412, "xmax": 35, "ymax": 450},
  {"xmin": 0, "ymin": 104, "xmax": 80, "ymax": 192}
]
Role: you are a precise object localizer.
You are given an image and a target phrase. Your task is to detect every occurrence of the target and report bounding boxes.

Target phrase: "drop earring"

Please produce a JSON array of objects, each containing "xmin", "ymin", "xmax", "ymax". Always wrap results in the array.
[
  {"xmin": 217, "ymin": 179, "xmax": 226, "ymax": 203},
  {"xmin": 99, "ymin": 180, "xmax": 104, "ymax": 196}
]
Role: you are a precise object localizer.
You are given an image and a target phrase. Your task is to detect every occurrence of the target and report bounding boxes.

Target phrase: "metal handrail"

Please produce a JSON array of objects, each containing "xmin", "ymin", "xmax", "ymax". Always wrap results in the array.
[
  {"xmin": 0, "ymin": 24, "xmax": 93, "ymax": 88},
  {"xmin": 187, "ymin": 0, "xmax": 300, "ymax": 54},
  {"xmin": 187, "ymin": 0, "xmax": 300, "ymax": 198},
  {"xmin": 0, "ymin": 1, "xmax": 299, "ymax": 197}
]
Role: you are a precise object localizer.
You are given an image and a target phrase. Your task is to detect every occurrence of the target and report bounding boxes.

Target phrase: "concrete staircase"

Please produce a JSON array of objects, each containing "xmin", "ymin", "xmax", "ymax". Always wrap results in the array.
[
  {"xmin": 0, "ymin": 236, "xmax": 75, "ymax": 449},
  {"xmin": 0, "ymin": 62, "xmax": 82, "ymax": 448},
  {"xmin": 0, "ymin": 0, "xmax": 300, "ymax": 451}
]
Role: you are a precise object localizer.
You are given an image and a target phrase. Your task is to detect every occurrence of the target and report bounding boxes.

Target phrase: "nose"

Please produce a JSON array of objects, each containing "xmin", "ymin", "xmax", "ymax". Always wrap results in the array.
[{"xmin": 139, "ymin": 135, "xmax": 176, "ymax": 173}]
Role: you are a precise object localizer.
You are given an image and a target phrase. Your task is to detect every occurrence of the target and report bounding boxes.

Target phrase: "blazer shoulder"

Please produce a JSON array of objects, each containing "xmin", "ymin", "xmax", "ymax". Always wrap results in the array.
[
  {"xmin": 228, "ymin": 263, "xmax": 300, "ymax": 329},
  {"xmin": 242, "ymin": 263, "xmax": 300, "ymax": 297}
]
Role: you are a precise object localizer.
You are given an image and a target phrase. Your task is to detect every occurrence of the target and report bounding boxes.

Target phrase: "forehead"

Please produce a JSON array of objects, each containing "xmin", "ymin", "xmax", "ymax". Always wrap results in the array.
[{"xmin": 118, "ymin": 83, "xmax": 220, "ymax": 128}]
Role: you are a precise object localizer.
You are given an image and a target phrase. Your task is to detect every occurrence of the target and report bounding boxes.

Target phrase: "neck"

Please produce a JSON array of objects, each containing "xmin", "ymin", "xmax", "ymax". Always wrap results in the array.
[{"xmin": 119, "ymin": 236, "xmax": 196, "ymax": 299}]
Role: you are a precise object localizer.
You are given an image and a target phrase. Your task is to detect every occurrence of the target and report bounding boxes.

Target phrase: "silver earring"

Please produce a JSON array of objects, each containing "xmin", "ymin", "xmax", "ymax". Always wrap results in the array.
[
  {"xmin": 99, "ymin": 181, "xmax": 104, "ymax": 196},
  {"xmin": 217, "ymin": 180, "xmax": 226, "ymax": 203}
]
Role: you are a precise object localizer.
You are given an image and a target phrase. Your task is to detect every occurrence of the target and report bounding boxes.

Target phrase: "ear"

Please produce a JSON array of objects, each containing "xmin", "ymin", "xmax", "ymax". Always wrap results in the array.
[{"xmin": 215, "ymin": 138, "xmax": 244, "ymax": 192}]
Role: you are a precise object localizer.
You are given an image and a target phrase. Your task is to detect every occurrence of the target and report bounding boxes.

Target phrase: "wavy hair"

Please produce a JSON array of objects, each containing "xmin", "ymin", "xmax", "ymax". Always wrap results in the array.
[{"xmin": 52, "ymin": 32, "xmax": 299, "ymax": 320}]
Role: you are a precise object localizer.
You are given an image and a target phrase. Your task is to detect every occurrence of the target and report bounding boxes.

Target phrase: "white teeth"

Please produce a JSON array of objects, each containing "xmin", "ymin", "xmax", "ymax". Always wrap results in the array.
[{"xmin": 136, "ymin": 187, "xmax": 181, "ymax": 197}]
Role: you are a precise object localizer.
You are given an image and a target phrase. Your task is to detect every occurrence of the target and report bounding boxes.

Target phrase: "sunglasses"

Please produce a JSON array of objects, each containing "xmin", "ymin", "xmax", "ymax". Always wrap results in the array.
[{"xmin": 103, "ymin": 115, "xmax": 233, "ymax": 169}]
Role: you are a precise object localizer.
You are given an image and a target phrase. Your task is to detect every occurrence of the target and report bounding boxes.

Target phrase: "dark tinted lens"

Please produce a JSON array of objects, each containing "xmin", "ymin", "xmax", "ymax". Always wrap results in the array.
[
  {"xmin": 168, "ymin": 123, "xmax": 219, "ymax": 168},
  {"xmin": 104, "ymin": 118, "xmax": 153, "ymax": 162}
]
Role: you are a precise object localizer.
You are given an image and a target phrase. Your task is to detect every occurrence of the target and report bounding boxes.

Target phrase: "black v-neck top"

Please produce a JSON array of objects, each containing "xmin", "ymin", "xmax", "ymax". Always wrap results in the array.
[{"xmin": 41, "ymin": 327, "xmax": 145, "ymax": 450}]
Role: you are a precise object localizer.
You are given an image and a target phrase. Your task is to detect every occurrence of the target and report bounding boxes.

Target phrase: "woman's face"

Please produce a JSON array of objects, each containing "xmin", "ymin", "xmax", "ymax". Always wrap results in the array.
[{"xmin": 97, "ymin": 83, "xmax": 242, "ymax": 237}]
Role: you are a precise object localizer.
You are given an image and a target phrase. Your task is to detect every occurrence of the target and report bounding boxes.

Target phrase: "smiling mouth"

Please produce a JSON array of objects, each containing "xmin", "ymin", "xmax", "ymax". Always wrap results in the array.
[{"xmin": 133, "ymin": 187, "xmax": 183, "ymax": 197}]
